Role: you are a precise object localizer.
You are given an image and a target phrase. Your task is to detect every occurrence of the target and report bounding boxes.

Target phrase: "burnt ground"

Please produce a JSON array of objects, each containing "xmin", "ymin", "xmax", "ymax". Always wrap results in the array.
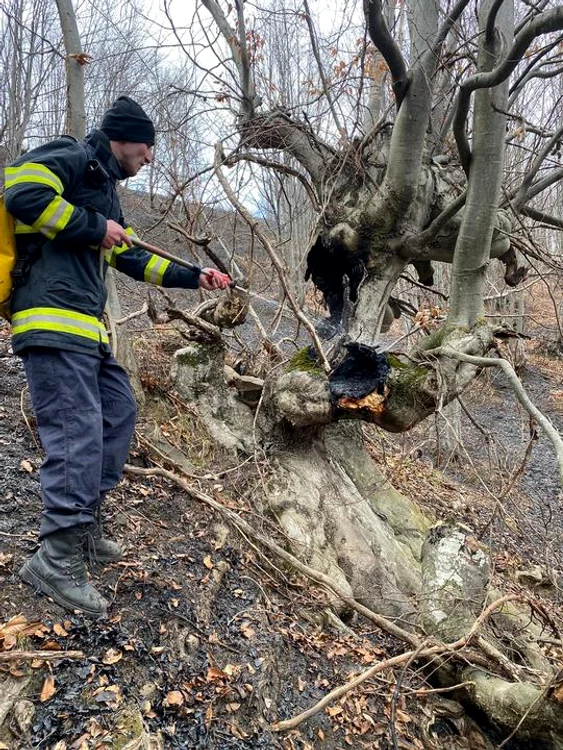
[
  {"xmin": 0, "ymin": 320, "xmax": 438, "ymax": 750},
  {"xmin": 1, "ymin": 297, "xmax": 563, "ymax": 749}
]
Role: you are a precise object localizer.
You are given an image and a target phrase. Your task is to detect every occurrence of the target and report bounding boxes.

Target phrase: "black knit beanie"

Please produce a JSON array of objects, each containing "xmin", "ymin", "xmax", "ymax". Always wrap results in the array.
[{"xmin": 100, "ymin": 95, "xmax": 155, "ymax": 146}]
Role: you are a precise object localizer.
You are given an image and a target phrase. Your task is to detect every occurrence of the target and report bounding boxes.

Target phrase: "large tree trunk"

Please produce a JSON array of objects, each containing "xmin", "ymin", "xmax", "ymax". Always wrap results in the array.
[{"xmin": 166, "ymin": 337, "xmax": 563, "ymax": 746}]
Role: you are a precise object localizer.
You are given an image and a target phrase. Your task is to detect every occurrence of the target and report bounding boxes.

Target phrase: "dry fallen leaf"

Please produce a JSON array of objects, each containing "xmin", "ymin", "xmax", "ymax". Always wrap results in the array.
[
  {"xmin": 207, "ymin": 665, "xmax": 227, "ymax": 681},
  {"xmin": 0, "ymin": 552, "xmax": 13, "ymax": 569},
  {"xmin": 203, "ymin": 555, "xmax": 214, "ymax": 569},
  {"xmin": 20, "ymin": 459, "xmax": 34, "ymax": 473},
  {"xmin": 2, "ymin": 634, "xmax": 16, "ymax": 650},
  {"xmin": 165, "ymin": 690, "xmax": 184, "ymax": 706},
  {"xmin": 40, "ymin": 675, "xmax": 56, "ymax": 702},
  {"xmin": 240, "ymin": 621, "xmax": 255, "ymax": 639},
  {"xmin": 53, "ymin": 623, "xmax": 68, "ymax": 637},
  {"xmin": 101, "ymin": 648, "xmax": 123, "ymax": 665}
]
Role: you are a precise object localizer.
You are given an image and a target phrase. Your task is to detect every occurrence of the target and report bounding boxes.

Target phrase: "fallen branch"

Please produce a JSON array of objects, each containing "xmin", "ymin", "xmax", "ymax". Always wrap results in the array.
[
  {"xmin": 115, "ymin": 303, "xmax": 148, "ymax": 326},
  {"xmin": 435, "ymin": 347, "xmax": 563, "ymax": 484},
  {"xmin": 124, "ymin": 460, "xmax": 538, "ymax": 730},
  {"xmin": 124, "ymin": 462, "xmax": 420, "ymax": 647},
  {"xmin": 272, "ymin": 594, "xmax": 526, "ymax": 731},
  {"xmin": 0, "ymin": 650, "xmax": 84, "ymax": 662}
]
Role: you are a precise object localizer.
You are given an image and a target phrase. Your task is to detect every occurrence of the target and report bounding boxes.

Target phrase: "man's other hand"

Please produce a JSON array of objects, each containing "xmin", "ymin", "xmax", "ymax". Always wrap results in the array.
[
  {"xmin": 200, "ymin": 268, "xmax": 231, "ymax": 291},
  {"xmin": 102, "ymin": 220, "xmax": 133, "ymax": 249}
]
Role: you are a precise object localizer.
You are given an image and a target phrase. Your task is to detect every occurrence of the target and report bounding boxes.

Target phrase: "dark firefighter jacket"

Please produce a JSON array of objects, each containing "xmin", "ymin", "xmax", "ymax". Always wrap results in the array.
[{"xmin": 4, "ymin": 129, "xmax": 201, "ymax": 357}]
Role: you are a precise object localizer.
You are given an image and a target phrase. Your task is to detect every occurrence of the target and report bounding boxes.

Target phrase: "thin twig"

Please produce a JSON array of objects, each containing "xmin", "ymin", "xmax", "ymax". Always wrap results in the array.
[{"xmin": 0, "ymin": 650, "xmax": 84, "ymax": 662}]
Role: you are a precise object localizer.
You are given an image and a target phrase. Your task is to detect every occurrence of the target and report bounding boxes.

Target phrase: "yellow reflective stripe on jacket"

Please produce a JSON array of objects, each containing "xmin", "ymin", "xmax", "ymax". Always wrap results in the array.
[
  {"xmin": 104, "ymin": 228, "xmax": 136, "ymax": 266},
  {"xmin": 14, "ymin": 220, "xmax": 37, "ymax": 235},
  {"xmin": 33, "ymin": 196, "xmax": 74, "ymax": 239},
  {"xmin": 12, "ymin": 308, "xmax": 109, "ymax": 344},
  {"xmin": 144, "ymin": 254, "xmax": 169, "ymax": 284},
  {"xmin": 5, "ymin": 163, "xmax": 64, "ymax": 194}
]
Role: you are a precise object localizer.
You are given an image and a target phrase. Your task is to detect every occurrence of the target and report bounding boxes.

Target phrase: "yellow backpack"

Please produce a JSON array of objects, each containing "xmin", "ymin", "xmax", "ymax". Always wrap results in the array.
[{"xmin": 0, "ymin": 194, "xmax": 16, "ymax": 321}]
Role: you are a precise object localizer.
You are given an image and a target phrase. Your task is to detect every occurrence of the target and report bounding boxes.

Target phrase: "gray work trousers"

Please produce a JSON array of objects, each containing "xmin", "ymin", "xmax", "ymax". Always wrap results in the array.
[{"xmin": 21, "ymin": 348, "xmax": 137, "ymax": 538}]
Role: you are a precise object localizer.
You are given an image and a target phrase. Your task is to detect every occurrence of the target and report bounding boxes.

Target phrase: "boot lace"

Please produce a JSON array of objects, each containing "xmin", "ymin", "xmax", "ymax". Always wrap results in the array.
[
  {"xmin": 84, "ymin": 523, "xmax": 101, "ymax": 565},
  {"xmin": 67, "ymin": 528, "xmax": 90, "ymax": 584}
]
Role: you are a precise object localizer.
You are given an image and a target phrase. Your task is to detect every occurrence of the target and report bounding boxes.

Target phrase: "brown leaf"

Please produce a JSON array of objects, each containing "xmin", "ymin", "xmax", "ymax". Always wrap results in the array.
[
  {"xmin": 203, "ymin": 555, "xmax": 214, "ymax": 569},
  {"xmin": 205, "ymin": 703, "xmax": 214, "ymax": 726},
  {"xmin": 20, "ymin": 459, "xmax": 34, "ymax": 473},
  {"xmin": 101, "ymin": 648, "xmax": 122, "ymax": 665},
  {"xmin": 0, "ymin": 552, "xmax": 13, "ymax": 569},
  {"xmin": 53, "ymin": 623, "xmax": 68, "ymax": 637},
  {"xmin": 207, "ymin": 665, "xmax": 227, "ymax": 681},
  {"xmin": 43, "ymin": 640, "xmax": 62, "ymax": 651},
  {"xmin": 40, "ymin": 675, "xmax": 56, "ymax": 702},
  {"xmin": 327, "ymin": 705, "xmax": 343, "ymax": 717},
  {"xmin": 240, "ymin": 621, "xmax": 255, "ymax": 639},
  {"xmin": 165, "ymin": 690, "xmax": 184, "ymax": 706},
  {"xmin": 2, "ymin": 634, "xmax": 16, "ymax": 650}
]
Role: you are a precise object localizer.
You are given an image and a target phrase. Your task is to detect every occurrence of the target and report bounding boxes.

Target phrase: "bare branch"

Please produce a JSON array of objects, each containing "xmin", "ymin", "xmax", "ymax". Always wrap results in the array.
[
  {"xmin": 200, "ymin": 0, "xmax": 258, "ymax": 120},
  {"xmin": 239, "ymin": 109, "xmax": 336, "ymax": 185},
  {"xmin": 454, "ymin": 6, "xmax": 563, "ymax": 172},
  {"xmin": 0, "ymin": 649, "xmax": 84, "ymax": 662},
  {"xmin": 435, "ymin": 347, "xmax": 563, "ymax": 484},
  {"xmin": 459, "ymin": 6, "xmax": 563, "ymax": 113},
  {"xmin": 521, "ymin": 167, "xmax": 563, "ymax": 204},
  {"xmin": 514, "ymin": 123, "xmax": 563, "ymax": 207},
  {"xmin": 213, "ymin": 145, "xmax": 330, "ymax": 372},
  {"xmin": 520, "ymin": 205, "xmax": 563, "ymax": 230},
  {"xmin": 363, "ymin": 0, "xmax": 408, "ymax": 108},
  {"xmin": 485, "ymin": 0, "xmax": 509, "ymax": 44},
  {"xmin": 508, "ymin": 38, "xmax": 560, "ymax": 103},
  {"xmin": 302, "ymin": 0, "xmax": 347, "ymax": 141},
  {"xmin": 433, "ymin": 0, "xmax": 473, "ymax": 53},
  {"xmin": 223, "ymin": 151, "xmax": 321, "ymax": 211},
  {"xmin": 401, "ymin": 191, "xmax": 467, "ymax": 256}
]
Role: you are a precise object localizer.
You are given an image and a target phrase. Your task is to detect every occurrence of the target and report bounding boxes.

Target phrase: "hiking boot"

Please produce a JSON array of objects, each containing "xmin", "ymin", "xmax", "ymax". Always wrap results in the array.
[
  {"xmin": 84, "ymin": 507, "xmax": 123, "ymax": 564},
  {"xmin": 19, "ymin": 526, "xmax": 108, "ymax": 618}
]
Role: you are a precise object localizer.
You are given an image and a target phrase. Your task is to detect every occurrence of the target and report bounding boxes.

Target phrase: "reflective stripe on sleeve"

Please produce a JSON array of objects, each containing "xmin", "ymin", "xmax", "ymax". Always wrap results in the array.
[
  {"xmin": 108, "ymin": 228, "xmax": 136, "ymax": 262},
  {"xmin": 12, "ymin": 307, "xmax": 109, "ymax": 344},
  {"xmin": 144, "ymin": 254, "xmax": 170, "ymax": 284},
  {"xmin": 14, "ymin": 220, "xmax": 37, "ymax": 235},
  {"xmin": 5, "ymin": 164, "xmax": 64, "ymax": 194},
  {"xmin": 33, "ymin": 196, "xmax": 74, "ymax": 239}
]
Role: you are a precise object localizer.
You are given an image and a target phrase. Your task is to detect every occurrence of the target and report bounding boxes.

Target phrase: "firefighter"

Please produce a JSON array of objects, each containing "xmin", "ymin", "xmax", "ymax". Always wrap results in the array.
[{"xmin": 4, "ymin": 96, "xmax": 230, "ymax": 617}]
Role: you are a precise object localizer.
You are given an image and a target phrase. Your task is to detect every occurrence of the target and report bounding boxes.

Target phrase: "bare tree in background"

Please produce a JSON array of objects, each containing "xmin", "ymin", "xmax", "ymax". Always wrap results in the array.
[{"xmin": 0, "ymin": 0, "xmax": 63, "ymax": 155}]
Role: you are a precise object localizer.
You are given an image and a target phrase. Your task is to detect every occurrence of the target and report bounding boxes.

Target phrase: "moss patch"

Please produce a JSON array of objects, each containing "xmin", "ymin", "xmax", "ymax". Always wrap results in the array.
[{"xmin": 287, "ymin": 346, "xmax": 324, "ymax": 376}]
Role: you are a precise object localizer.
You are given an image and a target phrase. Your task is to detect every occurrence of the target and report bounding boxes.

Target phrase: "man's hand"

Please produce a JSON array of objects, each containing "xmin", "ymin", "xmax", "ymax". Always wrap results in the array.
[
  {"xmin": 102, "ymin": 220, "xmax": 132, "ymax": 249},
  {"xmin": 200, "ymin": 268, "xmax": 231, "ymax": 291}
]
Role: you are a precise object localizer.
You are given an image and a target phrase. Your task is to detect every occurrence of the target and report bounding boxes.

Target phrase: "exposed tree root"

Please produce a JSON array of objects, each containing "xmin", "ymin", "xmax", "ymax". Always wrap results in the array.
[{"xmin": 125, "ymin": 457, "xmax": 562, "ymax": 743}]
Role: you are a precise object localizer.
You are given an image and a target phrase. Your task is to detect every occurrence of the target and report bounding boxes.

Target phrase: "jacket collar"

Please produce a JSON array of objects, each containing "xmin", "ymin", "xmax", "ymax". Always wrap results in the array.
[{"xmin": 84, "ymin": 129, "xmax": 129, "ymax": 181}]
